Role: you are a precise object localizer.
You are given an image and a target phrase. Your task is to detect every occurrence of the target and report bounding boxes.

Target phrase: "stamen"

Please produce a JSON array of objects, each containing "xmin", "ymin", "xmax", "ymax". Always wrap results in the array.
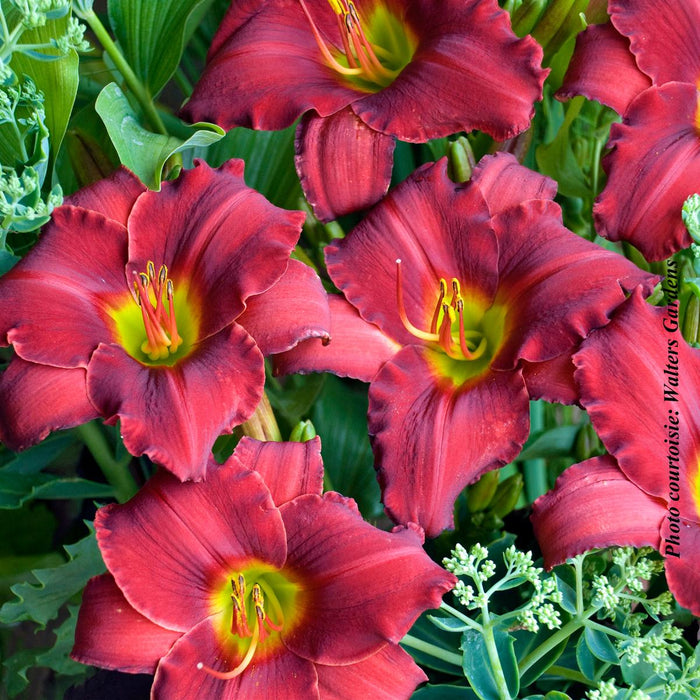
[
  {"xmin": 147, "ymin": 260, "xmax": 156, "ymax": 280},
  {"xmin": 197, "ymin": 622, "xmax": 260, "ymax": 680},
  {"xmin": 456, "ymin": 300, "xmax": 488, "ymax": 361},
  {"xmin": 396, "ymin": 259, "xmax": 439, "ymax": 342},
  {"xmin": 429, "ymin": 279, "xmax": 447, "ymax": 334}
]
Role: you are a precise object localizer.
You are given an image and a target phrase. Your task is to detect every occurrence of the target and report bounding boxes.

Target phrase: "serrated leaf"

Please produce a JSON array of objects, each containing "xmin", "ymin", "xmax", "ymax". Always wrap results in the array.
[
  {"xmin": 461, "ymin": 627, "xmax": 519, "ymax": 700},
  {"xmin": 108, "ymin": 0, "xmax": 214, "ymax": 97},
  {"xmin": 0, "ymin": 527, "xmax": 105, "ymax": 627},
  {"xmin": 311, "ymin": 375, "xmax": 382, "ymax": 519},
  {"xmin": 428, "ymin": 614, "xmax": 471, "ymax": 633},
  {"xmin": 95, "ymin": 82, "xmax": 224, "ymax": 189},
  {"xmin": 584, "ymin": 624, "xmax": 619, "ymax": 664}
]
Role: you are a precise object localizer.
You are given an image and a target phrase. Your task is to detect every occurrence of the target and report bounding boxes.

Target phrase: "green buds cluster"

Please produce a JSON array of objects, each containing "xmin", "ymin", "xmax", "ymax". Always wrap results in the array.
[{"xmin": 682, "ymin": 193, "xmax": 700, "ymax": 245}]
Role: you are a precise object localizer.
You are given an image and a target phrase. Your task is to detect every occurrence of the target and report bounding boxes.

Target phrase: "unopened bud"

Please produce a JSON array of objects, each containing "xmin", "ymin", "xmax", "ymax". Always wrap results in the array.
[
  {"xmin": 574, "ymin": 422, "xmax": 603, "ymax": 461},
  {"xmin": 511, "ymin": 0, "xmax": 547, "ymax": 37},
  {"xmin": 532, "ymin": 0, "xmax": 588, "ymax": 62},
  {"xmin": 289, "ymin": 420, "xmax": 317, "ymax": 442},
  {"xmin": 447, "ymin": 136, "xmax": 475, "ymax": 183},
  {"xmin": 682, "ymin": 292, "xmax": 700, "ymax": 345},
  {"xmin": 682, "ymin": 193, "xmax": 700, "ymax": 244},
  {"xmin": 466, "ymin": 470, "xmax": 500, "ymax": 513},
  {"xmin": 489, "ymin": 473, "xmax": 523, "ymax": 518}
]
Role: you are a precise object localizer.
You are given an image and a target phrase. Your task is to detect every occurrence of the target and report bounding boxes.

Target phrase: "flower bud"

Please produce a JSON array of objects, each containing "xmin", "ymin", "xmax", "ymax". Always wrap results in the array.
[
  {"xmin": 289, "ymin": 419, "xmax": 317, "ymax": 442},
  {"xmin": 531, "ymin": 0, "xmax": 588, "ymax": 62},
  {"xmin": 511, "ymin": 0, "xmax": 547, "ymax": 38},
  {"xmin": 466, "ymin": 469, "xmax": 500, "ymax": 513},
  {"xmin": 489, "ymin": 473, "xmax": 523, "ymax": 518},
  {"xmin": 682, "ymin": 292, "xmax": 700, "ymax": 345},
  {"xmin": 574, "ymin": 422, "xmax": 603, "ymax": 461},
  {"xmin": 447, "ymin": 136, "xmax": 475, "ymax": 184}
]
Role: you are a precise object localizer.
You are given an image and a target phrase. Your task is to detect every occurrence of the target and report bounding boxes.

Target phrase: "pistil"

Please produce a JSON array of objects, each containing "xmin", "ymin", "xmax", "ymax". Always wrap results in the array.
[{"xmin": 131, "ymin": 261, "xmax": 182, "ymax": 361}]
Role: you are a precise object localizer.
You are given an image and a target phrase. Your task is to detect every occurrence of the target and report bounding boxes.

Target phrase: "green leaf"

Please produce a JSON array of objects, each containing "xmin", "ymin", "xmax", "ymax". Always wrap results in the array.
[
  {"xmin": 205, "ymin": 124, "xmax": 302, "ymax": 210},
  {"xmin": 0, "ymin": 526, "xmax": 105, "ymax": 628},
  {"xmin": 404, "ymin": 612, "xmax": 465, "ymax": 676},
  {"xmin": 518, "ymin": 425, "xmax": 579, "ymax": 461},
  {"xmin": 584, "ymin": 624, "xmax": 619, "ymax": 664},
  {"xmin": 266, "ymin": 372, "xmax": 326, "ymax": 429},
  {"xmin": 95, "ymin": 82, "xmax": 224, "ymax": 189},
  {"xmin": 461, "ymin": 627, "xmax": 519, "ymax": 700},
  {"xmin": 575, "ymin": 631, "xmax": 596, "ymax": 680},
  {"xmin": 553, "ymin": 566, "xmax": 578, "ymax": 615},
  {"xmin": 311, "ymin": 375, "xmax": 382, "ymax": 519},
  {"xmin": 412, "ymin": 685, "xmax": 476, "ymax": 699},
  {"xmin": 10, "ymin": 14, "xmax": 79, "ymax": 158},
  {"xmin": 428, "ymin": 614, "xmax": 471, "ymax": 633},
  {"xmin": 108, "ymin": 0, "xmax": 215, "ymax": 97}
]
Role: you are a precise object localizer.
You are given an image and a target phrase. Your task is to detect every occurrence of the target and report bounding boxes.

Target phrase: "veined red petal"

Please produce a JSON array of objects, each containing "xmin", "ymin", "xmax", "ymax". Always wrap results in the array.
[
  {"xmin": 64, "ymin": 167, "xmax": 146, "ymax": 227},
  {"xmin": 273, "ymin": 295, "xmax": 399, "ymax": 383},
  {"xmin": 86, "ymin": 324, "xmax": 264, "ymax": 481},
  {"xmin": 662, "ymin": 518, "xmax": 700, "ymax": 616},
  {"xmin": 327, "ymin": 160, "xmax": 498, "ymax": 346},
  {"xmin": 295, "ymin": 109, "xmax": 394, "ymax": 222},
  {"xmin": 557, "ymin": 23, "xmax": 651, "ymax": 114},
  {"xmin": 180, "ymin": 0, "xmax": 357, "ymax": 130},
  {"xmin": 594, "ymin": 82, "xmax": 699, "ymax": 261},
  {"xmin": 96, "ymin": 466, "xmax": 287, "ymax": 632},
  {"xmin": 521, "ymin": 353, "xmax": 579, "ymax": 405},
  {"xmin": 491, "ymin": 199, "xmax": 655, "ymax": 368},
  {"xmin": 354, "ymin": 0, "xmax": 546, "ymax": 142},
  {"xmin": 574, "ymin": 289, "xmax": 700, "ymax": 522},
  {"xmin": 609, "ymin": 0, "xmax": 700, "ymax": 85},
  {"xmin": 152, "ymin": 615, "xmax": 319, "ymax": 700},
  {"xmin": 0, "ymin": 359, "xmax": 98, "ymax": 451},
  {"xmin": 232, "ymin": 436, "xmax": 324, "ymax": 506},
  {"xmin": 0, "ymin": 206, "xmax": 128, "ymax": 368},
  {"xmin": 71, "ymin": 574, "xmax": 181, "ymax": 674},
  {"xmin": 369, "ymin": 345, "xmax": 529, "ymax": 537},
  {"xmin": 531, "ymin": 456, "xmax": 666, "ymax": 570},
  {"xmin": 280, "ymin": 492, "xmax": 455, "ymax": 664},
  {"xmin": 237, "ymin": 259, "xmax": 330, "ymax": 356},
  {"xmin": 316, "ymin": 644, "xmax": 426, "ymax": 700},
  {"xmin": 127, "ymin": 159, "xmax": 305, "ymax": 340},
  {"xmin": 470, "ymin": 152, "xmax": 557, "ymax": 215}
]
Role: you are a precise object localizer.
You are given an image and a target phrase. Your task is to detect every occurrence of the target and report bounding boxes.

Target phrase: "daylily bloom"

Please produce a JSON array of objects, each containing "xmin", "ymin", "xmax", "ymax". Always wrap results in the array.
[
  {"xmin": 531, "ymin": 290, "xmax": 700, "ymax": 615},
  {"xmin": 558, "ymin": 0, "xmax": 700, "ymax": 261},
  {"xmin": 71, "ymin": 437, "xmax": 455, "ymax": 698},
  {"xmin": 0, "ymin": 160, "xmax": 330, "ymax": 481},
  {"xmin": 181, "ymin": 0, "xmax": 547, "ymax": 221},
  {"xmin": 275, "ymin": 153, "xmax": 655, "ymax": 537}
]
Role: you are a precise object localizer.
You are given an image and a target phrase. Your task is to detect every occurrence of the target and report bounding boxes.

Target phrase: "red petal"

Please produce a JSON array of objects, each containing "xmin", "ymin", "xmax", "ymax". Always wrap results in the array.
[
  {"xmin": 369, "ymin": 345, "xmax": 529, "ymax": 537},
  {"xmin": 316, "ymin": 644, "xmax": 426, "ymax": 699},
  {"xmin": 594, "ymin": 82, "xmax": 698, "ymax": 261},
  {"xmin": 127, "ymin": 160, "xmax": 305, "ymax": 339},
  {"xmin": 280, "ymin": 492, "xmax": 455, "ymax": 664},
  {"xmin": 295, "ymin": 109, "xmax": 394, "ymax": 222},
  {"xmin": 661, "ymin": 518, "xmax": 700, "ymax": 616},
  {"xmin": 557, "ymin": 23, "xmax": 651, "ymax": 114},
  {"xmin": 531, "ymin": 456, "xmax": 666, "ymax": 569},
  {"xmin": 0, "ymin": 206, "xmax": 127, "ymax": 368},
  {"xmin": 575, "ymin": 289, "xmax": 700, "ymax": 522},
  {"xmin": 609, "ymin": 0, "xmax": 700, "ymax": 85},
  {"xmin": 470, "ymin": 152, "xmax": 557, "ymax": 214},
  {"xmin": 65, "ymin": 167, "xmax": 146, "ymax": 226},
  {"xmin": 152, "ymin": 615, "xmax": 319, "ymax": 700},
  {"xmin": 354, "ymin": 0, "xmax": 546, "ymax": 142},
  {"xmin": 273, "ymin": 295, "xmax": 399, "ymax": 383},
  {"xmin": 231, "ymin": 436, "xmax": 324, "ymax": 505},
  {"xmin": 521, "ymin": 353, "xmax": 579, "ymax": 405},
  {"xmin": 86, "ymin": 324, "xmax": 264, "ymax": 481},
  {"xmin": 0, "ymin": 358, "xmax": 98, "ymax": 451},
  {"xmin": 492, "ymin": 199, "xmax": 655, "ymax": 368},
  {"xmin": 327, "ymin": 159, "xmax": 498, "ymax": 346},
  {"xmin": 72, "ymin": 573, "xmax": 180, "ymax": 673},
  {"xmin": 181, "ymin": 0, "xmax": 357, "ymax": 130},
  {"xmin": 96, "ymin": 467, "xmax": 286, "ymax": 632},
  {"xmin": 237, "ymin": 259, "xmax": 330, "ymax": 356}
]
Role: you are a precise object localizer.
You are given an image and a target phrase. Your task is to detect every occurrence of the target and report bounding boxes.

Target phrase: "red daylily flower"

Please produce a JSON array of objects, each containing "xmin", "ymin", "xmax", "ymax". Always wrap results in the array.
[
  {"xmin": 0, "ymin": 161, "xmax": 330, "ymax": 481},
  {"xmin": 71, "ymin": 437, "xmax": 455, "ymax": 698},
  {"xmin": 181, "ymin": 0, "xmax": 546, "ymax": 222},
  {"xmin": 531, "ymin": 290, "xmax": 700, "ymax": 614},
  {"xmin": 558, "ymin": 0, "xmax": 700, "ymax": 261},
  {"xmin": 275, "ymin": 153, "xmax": 655, "ymax": 537}
]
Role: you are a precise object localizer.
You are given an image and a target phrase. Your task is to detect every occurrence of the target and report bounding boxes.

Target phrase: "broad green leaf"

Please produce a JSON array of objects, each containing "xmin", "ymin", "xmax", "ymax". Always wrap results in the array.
[
  {"xmin": 518, "ymin": 425, "xmax": 579, "ymax": 461},
  {"xmin": 575, "ymin": 631, "xmax": 596, "ymax": 680},
  {"xmin": 461, "ymin": 627, "xmax": 519, "ymax": 700},
  {"xmin": 404, "ymin": 612, "xmax": 464, "ymax": 676},
  {"xmin": 95, "ymin": 82, "xmax": 224, "ymax": 189},
  {"xmin": 311, "ymin": 375, "xmax": 382, "ymax": 520},
  {"xmin": 108, "ymin": 0, "xmax": 215, "ymax": 97},
  {"xmin": 205, "ymin": 124, "xmax": 301, "ymax": 210},
  {"xmin": 0, "ymin": 527, "xmax": 105, "ymax": 627},
  {"xmin": 9, "ymin": 13, "xmax": 79, "ymax": 158},
  {"xmin": 266, "ymin": 372, "xmax": 326, "ymax": 431},
  {"xmin": 584, "ymin": 624, "xmax": 619, "ymax": 664},
  {"xmin": 412, "ymin": 686, "xmax": 476, "ymax": 699},
  {"xmin": 0, "ymin": 249, "xmax": 19, "ymax": 273},
  {"xmin": 516, "ymin": 626, "xmax": 570, "ymax": 688},
  {"xmin": 428, "ymin": 614, "xmax": 471, "ymax": 634}
]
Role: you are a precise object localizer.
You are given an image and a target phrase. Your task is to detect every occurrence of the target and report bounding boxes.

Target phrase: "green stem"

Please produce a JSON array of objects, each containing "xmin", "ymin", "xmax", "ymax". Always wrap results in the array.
[
  {"xmin": 81, "ymin": 9, "xmax": 167, "ymax": 135},
  {"xmin": 523, "ymin": 400, "xmax": 547, "ymax": 503},
  {"xmin": 545, "ymin": 665, "xmax": 594, "ymax": 685},
  {"xmin": 482, "ymin": 622, "xmax": 511, "ymax": 697},
  {"xmin": 440, "ymin": 601, "xmax": 483, "ymax": 632},
  {"xmin": 518, "ymin": 616, "xmax": 587, "ymax": 675},
  {"xmin": 400, "ymin": 633, "xmax": 463, "ymax": 668},
  {"xmin": 584, "ymin": 619, "xmax": 628, "ymax": 640},
  {"xmin": 75, "ymin": 422, "xmax": 138, "ymax": 503}
]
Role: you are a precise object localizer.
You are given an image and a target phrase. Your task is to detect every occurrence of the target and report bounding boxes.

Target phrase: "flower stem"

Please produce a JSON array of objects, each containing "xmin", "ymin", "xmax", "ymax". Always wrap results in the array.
[
  {"xmin": 79, "ymin": 9, "xmax": 168, "ymax": 135},
  {"xmin": 75, "ymin": 422, "xmax": 138, "ymax": 503},
  {"xmin": 400, "ymin": 633, "xmax": 463, "ymax": 668}
]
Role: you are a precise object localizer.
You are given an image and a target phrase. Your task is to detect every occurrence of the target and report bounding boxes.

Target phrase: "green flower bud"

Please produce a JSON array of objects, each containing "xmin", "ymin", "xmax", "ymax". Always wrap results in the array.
[
  {"xmin": 574, "ymin": 422, "xmax": 603, "ymax": 461},
  {"xmin": 682, "ymin": 292, "xmax": 700, "ymax": 345},
  {"xmin": 447, "ymin": 136, "xmax": 475, "ymax": 183},
  {"xmin": 289, "ymin": 419, "xmax": 317, "ymax": 442},
  {"xmin": 465, "ymin": 469, "xmax": 499, "ymax": 513},
  {"xmin": 489, "ymin": 473, "xmax": 523, "ymax": 518},
  {"xmin": 532, "ymin": 0, "xmax": 587, "ymax": 61},
  {"xmin": 511, "ymin": 0, "xmax": 547, "ymax": 37}
]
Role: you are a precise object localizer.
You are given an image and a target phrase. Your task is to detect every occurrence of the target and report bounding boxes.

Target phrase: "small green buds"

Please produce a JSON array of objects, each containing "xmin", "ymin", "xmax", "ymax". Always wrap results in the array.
[
  {"xmin": 289, "ymin": 420, "xmax": 317, "ymax": 442},
  {"xmin": 446, "ymin": 136, "xmax": 475, "ymax": 184},
  {"xmin": 682, "ymin": 193, "xmax": 700, "ymax": 244}
]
